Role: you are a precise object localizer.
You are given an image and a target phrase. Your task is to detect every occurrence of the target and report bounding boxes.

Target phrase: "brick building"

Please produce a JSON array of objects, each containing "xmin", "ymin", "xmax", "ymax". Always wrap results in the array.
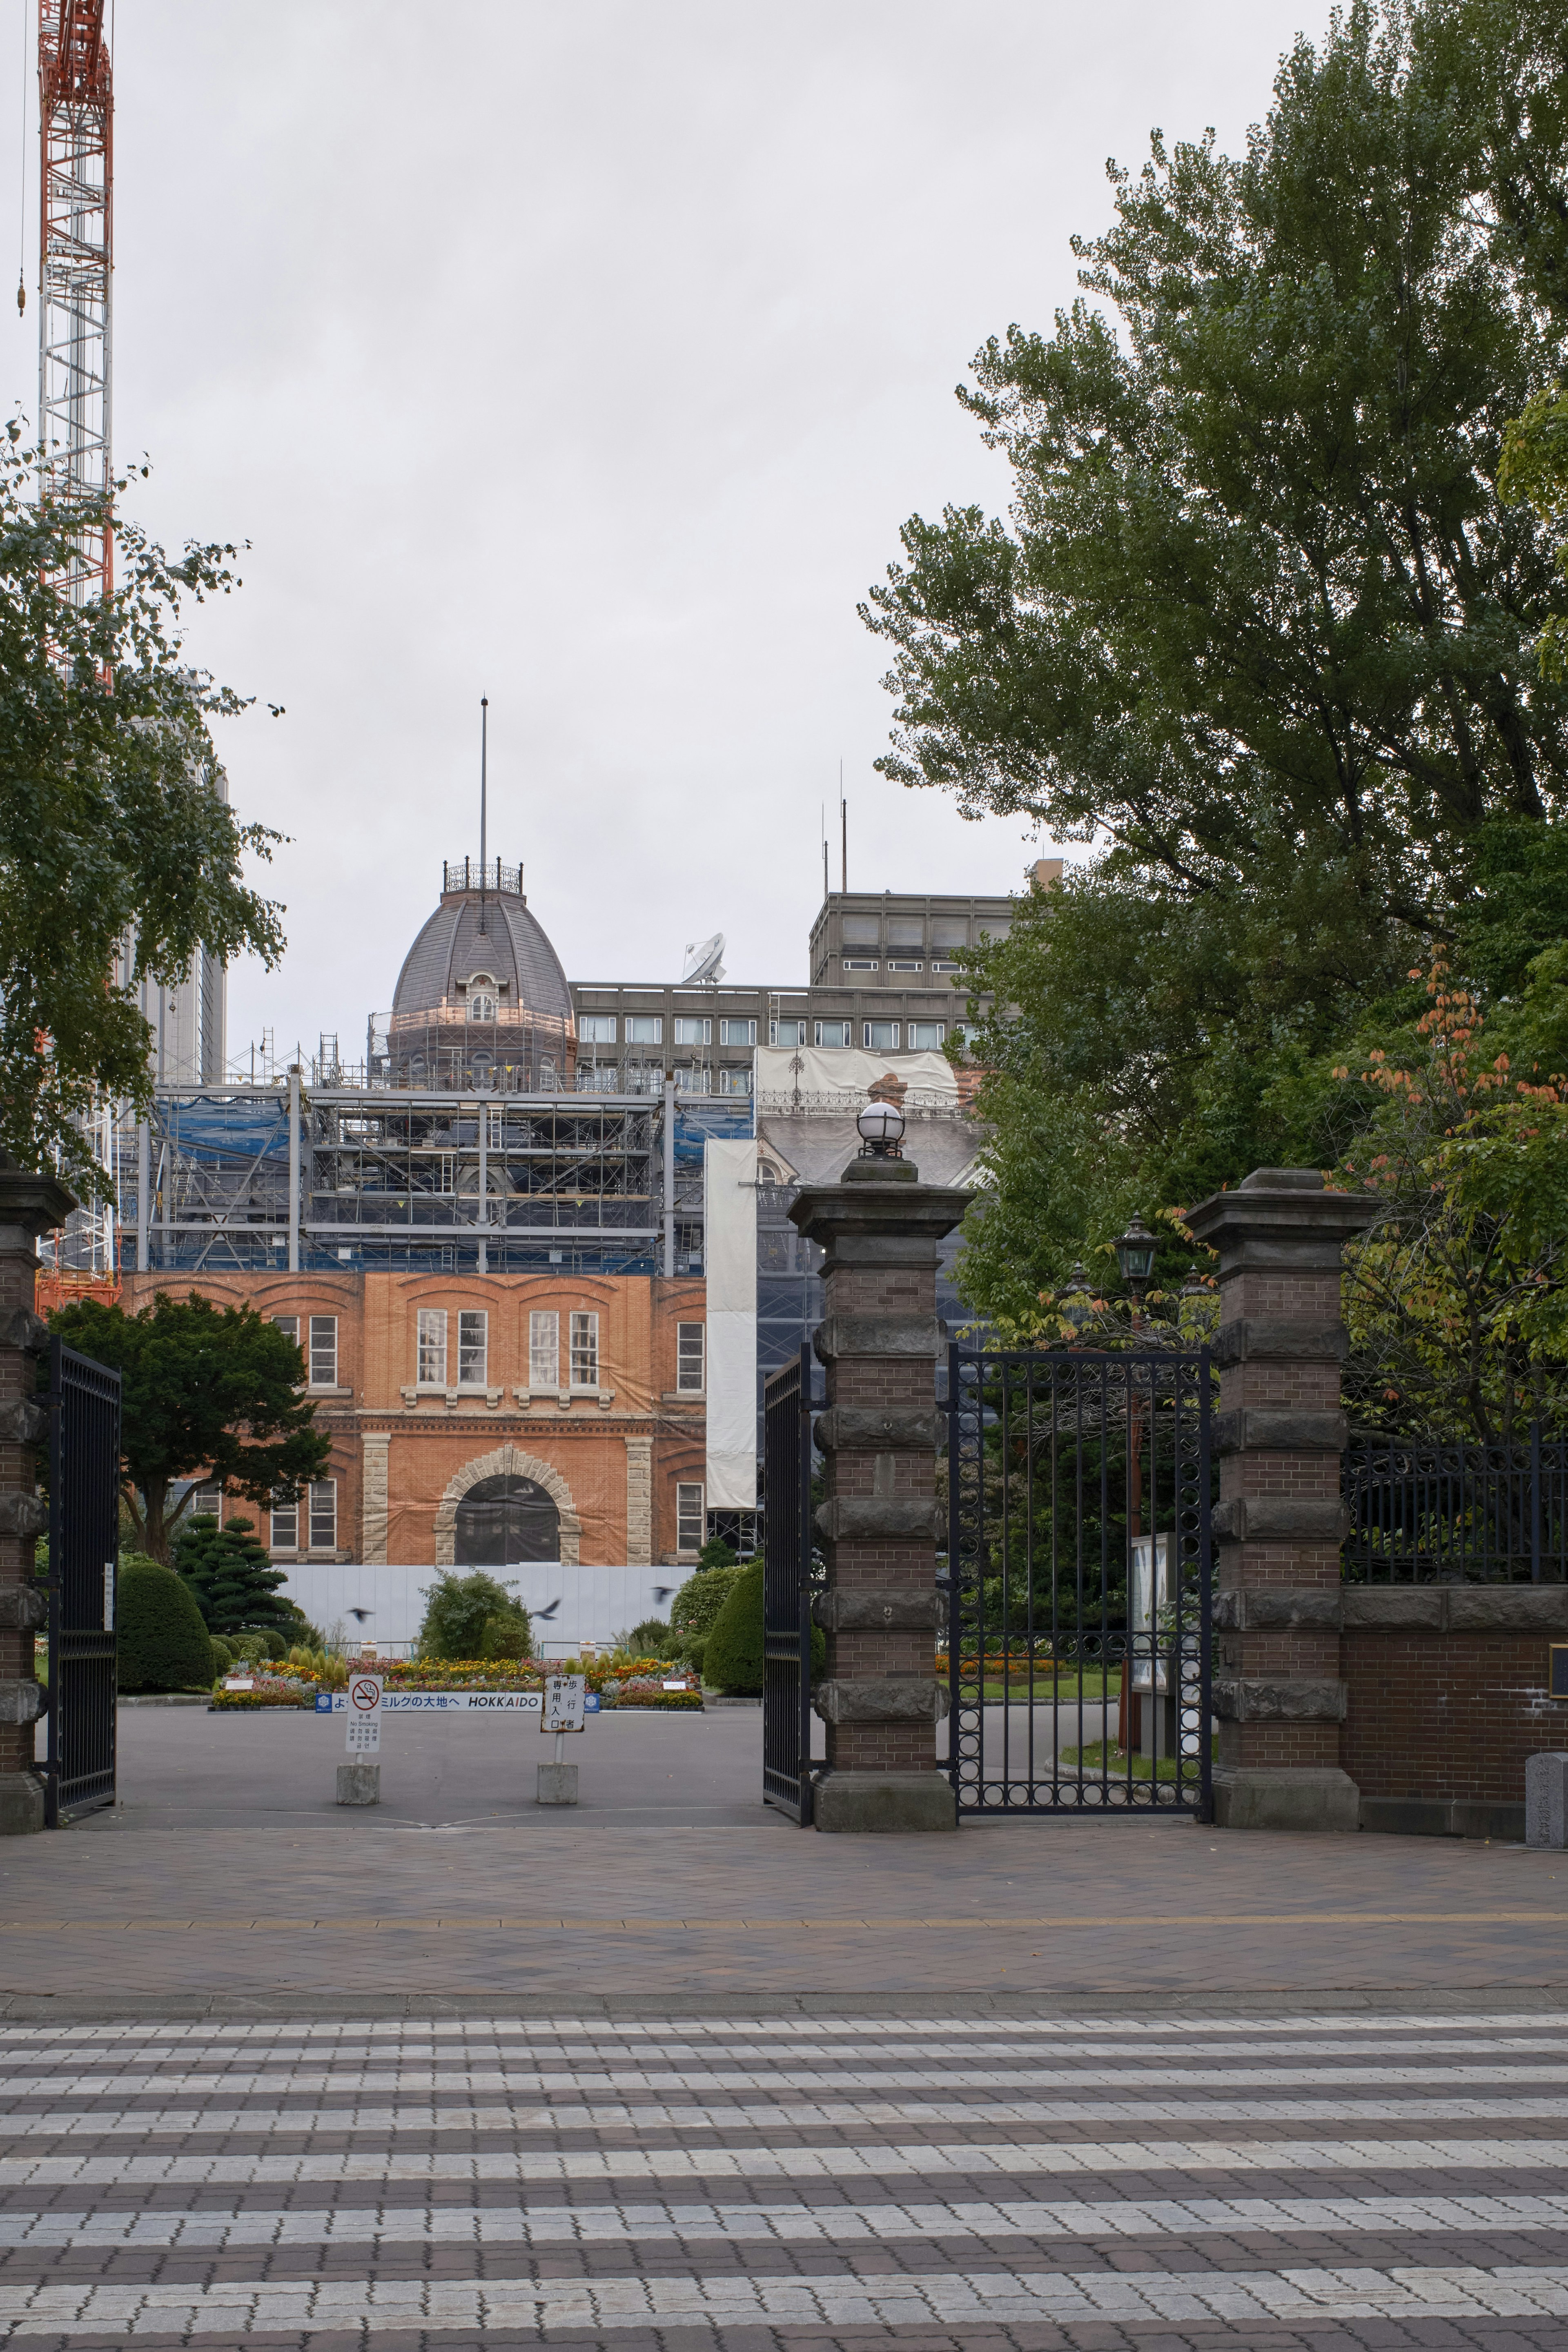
[{"xmin": 119, "ymin": 1265, "xmax": 707, "ymax": 1572}]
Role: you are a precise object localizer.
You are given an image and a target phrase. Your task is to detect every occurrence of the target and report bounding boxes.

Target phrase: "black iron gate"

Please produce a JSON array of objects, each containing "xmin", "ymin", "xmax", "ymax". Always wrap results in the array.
[
  {"xmin": 42, "ymin": 1338, "xmax": 121, "ymax": 1825},
  {"xmin": 762, "ymin": 1342, "xmax": 817, "ymax": 1822},
  {"xmin": 946, "ymin": 1342, "xmax": 1213, "ymax": 1815}
]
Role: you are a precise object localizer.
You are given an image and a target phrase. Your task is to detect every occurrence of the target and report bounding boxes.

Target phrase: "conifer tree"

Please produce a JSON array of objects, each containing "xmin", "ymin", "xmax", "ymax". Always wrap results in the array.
[{"xmin": 175, "ymin": 1514, "xmax": 294, "ymax": 1641}]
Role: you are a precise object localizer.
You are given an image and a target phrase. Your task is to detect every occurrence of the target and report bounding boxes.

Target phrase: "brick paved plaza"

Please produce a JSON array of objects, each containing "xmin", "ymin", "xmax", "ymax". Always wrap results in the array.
[{"xmin": 2, "ymin": 1708, "xmax": 1568, "ymax": 2347}]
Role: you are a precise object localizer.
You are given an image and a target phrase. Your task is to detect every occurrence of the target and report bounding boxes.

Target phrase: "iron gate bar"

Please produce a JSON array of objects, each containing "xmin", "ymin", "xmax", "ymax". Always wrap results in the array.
[
  {"xmin": 762, "ymin": 1341, "xmax": 817, "ymax": 1823},
  {"xmin": 946, "ymin": 1342, "xmax": 1213, "ymax": 1817},
  {"xmin": 43, "ymin": 1337, "xmax": 121, "ymax": 1826},
  {"xmin": 1341, "ymin": 1429, "xmax": 1568, "ymax": 1584}
]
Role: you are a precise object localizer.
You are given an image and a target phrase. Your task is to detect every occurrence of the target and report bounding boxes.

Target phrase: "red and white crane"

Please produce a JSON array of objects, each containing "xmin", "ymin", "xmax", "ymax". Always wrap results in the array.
[{"xmin": 36, "ymin": 0, "xmax": 112, "ymax": 611}]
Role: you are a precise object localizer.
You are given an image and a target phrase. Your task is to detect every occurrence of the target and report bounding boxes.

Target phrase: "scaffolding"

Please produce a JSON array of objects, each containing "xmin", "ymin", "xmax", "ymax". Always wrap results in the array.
[{"xmin": 114, "ymin": 1080, "xmax": 753, "ymax": 1279}]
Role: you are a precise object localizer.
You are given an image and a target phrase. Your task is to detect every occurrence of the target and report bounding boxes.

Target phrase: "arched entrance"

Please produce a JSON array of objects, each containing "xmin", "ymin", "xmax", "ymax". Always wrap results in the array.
[{"xmin": 454, "ymin": 1474, "xmax": 561, "ymax": 1566}]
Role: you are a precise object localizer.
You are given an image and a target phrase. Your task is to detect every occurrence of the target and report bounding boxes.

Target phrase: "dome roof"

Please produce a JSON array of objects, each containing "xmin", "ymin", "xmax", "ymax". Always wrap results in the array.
[{"xmin": 392, "ymin": 875, "xmax": 572, "ymax": 1028}]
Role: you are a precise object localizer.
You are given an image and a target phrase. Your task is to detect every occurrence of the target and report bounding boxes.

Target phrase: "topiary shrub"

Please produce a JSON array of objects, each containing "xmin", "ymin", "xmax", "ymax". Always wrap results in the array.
[
  {"xmin": 626, "ymin": 1616, "xmax": 672, "ymax": 1655},
  {"xmin": 174, "ymin": 1515, "xmax": 295, "ymax": 1640},
  {"xmin": 697, "ymin": 1535, "xmax": 737, "ymax": 1572},
  {"xmin": 669, "ymin": 1561, "xmax": 744, "ymax": 1674},
  {"xmin": 117, "ymin": 1556, "xmax": 216, "ymax": 1692},
  {"xmin": 418, "ymin": 1570, "xmax": 532, "ymax": 1661},
  {"xmin": 700, "ymin": 1561, "xmax": 764, "ymax": 1693}
]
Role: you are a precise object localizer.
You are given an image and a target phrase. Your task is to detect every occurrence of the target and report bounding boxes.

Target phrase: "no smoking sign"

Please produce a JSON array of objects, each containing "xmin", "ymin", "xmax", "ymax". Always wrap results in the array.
[{"xmin": 345, "ymin": 1674, "xmax": 382, "ymax": 1755}]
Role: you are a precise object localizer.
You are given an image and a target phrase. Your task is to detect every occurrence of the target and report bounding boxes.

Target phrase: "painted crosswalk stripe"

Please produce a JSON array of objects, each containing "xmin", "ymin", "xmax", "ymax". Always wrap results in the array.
[
  {"xmin": 5, "ymin": 2134, "xmax": 1568, "ymax": 2189},
  {"xmin": 7, "ymin": 2189, "xmax": 1568, "ymax": 2251},
  {"xmin": 7, "ymin": 2265, "xmax": 1568, "ymax": 2334}
]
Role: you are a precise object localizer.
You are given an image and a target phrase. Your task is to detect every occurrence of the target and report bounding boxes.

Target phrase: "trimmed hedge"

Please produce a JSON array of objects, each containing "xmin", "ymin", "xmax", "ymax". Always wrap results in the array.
[
  {"xmin": 117, "ymin": 1556, "xmax": 216, "ymax": 1693},
  {"xmin": 700, "ymin": 1561, "xmax": 765, "ymax": 1693}
]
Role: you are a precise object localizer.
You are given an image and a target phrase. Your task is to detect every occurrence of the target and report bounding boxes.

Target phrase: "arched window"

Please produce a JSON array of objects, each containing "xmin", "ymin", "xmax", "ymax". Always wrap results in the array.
[
  {"xmin": 455, "ymin": 1475, "xmax": 560, "ymax": 1566},
  {"xmin": 468, "ymin": 991, "xmax": 497, "ymax": 1023}
]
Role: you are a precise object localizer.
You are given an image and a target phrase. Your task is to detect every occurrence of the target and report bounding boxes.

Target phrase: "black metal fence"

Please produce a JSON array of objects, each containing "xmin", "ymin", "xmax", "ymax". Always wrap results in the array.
[
  {"xmin": 946, "ymin": 1343, "xmax": 1213, "ymax": 1815},
  {"xmin": 762, "ymin": 1343, "xmax": 817, "ymax": 1823},
  {"xmin": 42, "ymin": 1338, "xmax": 121, "ymax": 1824},
  {"xmin": 1343, "ymin": 1429, "xmax": 1568, "ymax": 1584}
]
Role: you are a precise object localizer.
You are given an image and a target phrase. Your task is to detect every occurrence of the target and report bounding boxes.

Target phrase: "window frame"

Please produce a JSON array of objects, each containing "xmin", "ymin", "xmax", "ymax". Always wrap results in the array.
[
  {"xmin": 673, "ymin": 1015, "xmax": 711, "ymax": 1046},
  {"xmin": 718, "ymin": 1017, "xmax": 756, "ymax": 1046},
  {"xmin": 769, "ymin": 1018, "xmax": 806, "ymax": 1048},
  {"xmin": 626, "ymin": 1014, "xmax": 664, "ymax": 1046},
  {"xmin": 569, "ymin": 1309, "xmax": 600, "ymax": 1390},
  {"xmin": 676, "ymin": 1481, "xmax": 704, "ymax": 1552},
  {"xmin": 862, "ymin": 1020, "xmax": 901, "ymax": 1052},
  {"xmin": 717, "ymin": 1067, "xmax": 751, "ymax": 1096},
  {"xmin": 815, "ymin": 1019, "xmax": 852, "ymax": 1049},
  {"xmin": 529, "ymin": 1309, "xmax": 560, "ymax": 1390},
  {"xmin": 417, "ymin": 1306, "xmax": 448, "ymax": 1387},
  {"xmin": 457, "ymin": 1308, "xmax": 489, "ymax": 1388},
  {"xmin": 270, "ymin": 1494, "xmax": 299, "ymax": 1552},
  {"xmin": 909, "ymin": 1020, "xmax": 946, "ymax": 1050},
  {"xmin": 577, "ymin": 1012, "xmax": 617, "ymax": 1044},
  {"xmin": 307, "ymin": 1479, "xmax": 337, "ymax": 1554},
  {"xmin": 676, "ymin": 1322, "xmax": 705, "ymax": 1394},
  {"xmin": 308, "ymin": 1314, "xmax": 338, "ymax": 1388}
]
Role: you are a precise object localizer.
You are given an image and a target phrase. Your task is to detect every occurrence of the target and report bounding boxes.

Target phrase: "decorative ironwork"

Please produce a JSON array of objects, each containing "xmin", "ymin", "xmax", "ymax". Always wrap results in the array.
[
  {"xmin": 945, "ymin": 1343, "xmax": 1213, "ymax": 1815},
  {"xmin": 1343, "ymin": 1429, "xmax": 1568, "ymax": 1584},
  {"xmin": 42, "ymin": 1336, "xmax": 120, "ymax": 1825},
  {"xmin": 762, "ymin": 1342, "xmax": 817, "ymax": 1822}
]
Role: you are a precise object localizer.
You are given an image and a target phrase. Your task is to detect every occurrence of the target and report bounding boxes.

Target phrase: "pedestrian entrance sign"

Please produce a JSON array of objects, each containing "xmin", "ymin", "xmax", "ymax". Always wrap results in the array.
[
  {"xmin": 541, "ymin": 1674, "xmax": 586, "ymax": 1733},
  {"xmin": 346, "ymin": 1673, "xmax": 383, "ymax": 1754}
]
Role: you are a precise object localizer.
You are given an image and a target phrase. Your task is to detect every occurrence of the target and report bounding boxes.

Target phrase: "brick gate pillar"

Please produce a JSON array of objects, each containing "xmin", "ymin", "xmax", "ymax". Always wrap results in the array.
[
  {"xmin": 790, "ymin": 1152, "xmax": 967, "ymax": 1833},
  {"xmin": 0, "ymin": 1157, "xmax": 77, "ymax": 1836},
  {"xmin": 1185, "ymin": 1168, "xmax": 1374, "ymax": 1834}
]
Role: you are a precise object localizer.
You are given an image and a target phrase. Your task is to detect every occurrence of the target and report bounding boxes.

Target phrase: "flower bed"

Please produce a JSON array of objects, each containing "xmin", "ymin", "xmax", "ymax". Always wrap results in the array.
[{"xmin": 211, "ymin": 1671, "xmax": 319, "ymax": 1711}]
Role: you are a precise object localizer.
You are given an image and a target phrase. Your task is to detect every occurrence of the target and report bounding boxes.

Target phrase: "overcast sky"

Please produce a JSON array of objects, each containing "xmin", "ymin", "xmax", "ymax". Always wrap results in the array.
[{"xmin": 5, "ymin": 0, "xmax": 1331, "ymax": 1065}]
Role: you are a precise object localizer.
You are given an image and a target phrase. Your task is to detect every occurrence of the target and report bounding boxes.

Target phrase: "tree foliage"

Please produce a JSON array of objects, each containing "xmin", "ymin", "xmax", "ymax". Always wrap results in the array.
[
  {"xmin": 416, "ymin": 1570, "xmax": 532, "ymax": 1662},
  {"xmin": 861, "ymin": 1, "xmax": 1568, "ymax": 1343},
  {"xmin": 173, "ymin": 1513, "xmax": 296, "ymax": 1640},
  {"xmin": 45, "ymin": 1291, "xmax": 330, "ymax": 1561},
  {"xmin": 116, "ymin": 1555, "xmax": 215, "ymax": 1693},
  {"xmin": 0, "ymin": 432, "xmax": 286, "ymax": 1187}
]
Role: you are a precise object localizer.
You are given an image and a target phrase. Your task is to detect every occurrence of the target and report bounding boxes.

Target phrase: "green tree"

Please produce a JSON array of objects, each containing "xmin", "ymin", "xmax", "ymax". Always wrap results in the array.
[
  {"xmin": 860, "ymin": 2, "xmax": 1568, "ymax": 1306},
  {"xmin": 173, "ymin": 1513, "xmax": 296, "ymax": 1642},
  {"xmin": 45, "ymin": 1291, "xmax": 330, "ymax": 1561},
  {"xmin": 416, "ymin": 1570, "xmax": 532, "ymax": 1662},
  {"xmin": 0, "ymin": 429, "xmax": 285, "ymax": 1187},
  {"xmin": 116, "ymin": 1555, "xmax": 215, "ymax": 1693},
  {"xmin": 701, "ymin": 1561, "xmax": 766, "ymax": 1695},
  {"xmin": 668, "ymin": 1559, "xmax": 745, "ymax": 1673}
]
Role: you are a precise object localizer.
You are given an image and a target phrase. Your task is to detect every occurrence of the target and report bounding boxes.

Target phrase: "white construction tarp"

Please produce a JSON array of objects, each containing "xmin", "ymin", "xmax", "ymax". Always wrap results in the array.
[
  {"xmin": 754, "ymin": 1045, "xmax": 960, "ymax": 1107},
  {"xmin": 277, "ymin": 1561, "xmax": 686, "ymax": 1661},
  {"xmin": 703, "ymin": 1134, "xmax": 758, "ymax": 1508}
]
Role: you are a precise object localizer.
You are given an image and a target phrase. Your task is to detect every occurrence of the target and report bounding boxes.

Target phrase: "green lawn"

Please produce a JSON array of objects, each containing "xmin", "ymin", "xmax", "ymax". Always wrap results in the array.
[
  {"xmin": 965, "ymin": 1670, "xmax": 1120, "ymax": 1704},
  {"xmin": 1059, "ymin": 1737, "xmax": 1214, "ymax": 1784}
]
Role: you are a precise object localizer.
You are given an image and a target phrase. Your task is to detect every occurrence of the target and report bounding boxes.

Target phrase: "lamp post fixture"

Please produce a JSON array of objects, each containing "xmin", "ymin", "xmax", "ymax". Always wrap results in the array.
[
  {"xmin": 856, "ymin": 1099, "xmax": 906, "ymax": 1160},
  {"xmin": 1114, "ymin": 1214, "xmax": 1158, "ymax": 1319},
  {"xmin": 1061, "ymin": 1262, "xmax": 1093, "ymax": 1335}
]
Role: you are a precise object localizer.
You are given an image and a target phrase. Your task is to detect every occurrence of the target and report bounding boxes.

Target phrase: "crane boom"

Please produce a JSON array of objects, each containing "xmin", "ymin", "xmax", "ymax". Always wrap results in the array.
[{"xmin": 38, "ymin": 0, "xmax": 112, "ymax": 611}]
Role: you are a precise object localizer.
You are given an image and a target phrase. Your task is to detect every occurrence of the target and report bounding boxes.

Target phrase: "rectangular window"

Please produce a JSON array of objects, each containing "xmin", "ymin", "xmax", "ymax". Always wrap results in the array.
[
  {"xmin": 570, "ymin": 1310, "xmax": 600, "ymax": 1388},
  {"xmin": 626, "ymin": 1014, "xmax": 663, "ymax": 1045},
  {"xmin": 308, "ymin": 1315, "xmax": 338, "ymax": 1387},
  {"xmin": 909, "ymin": 1021, "xmax": 946, "ymax": 1050},
  {"xmin": 577, "ymin": 1012, "xmax": 617, "ymax": 1043},
  {"xmin": 886, "ymin": 917, "xmax": 924, "ymax": 947},
  {"xmin": 576, "ymin": 1064, "xmax": 620, "ymax": 1092},
  {"xmin": 815, "ymin": 1019, "xmax": 851, "ymax": 1049},
  {"xmin": 677, "ymin": 1482, "xmax": 704, "ymax": 1551},
  {"xmin": 886, "ymin": 959, "xmax": 922, "ymax": 972},
  {"xmin": 417, "ymin": 1307, "xmax": 448, "ymax": 1385},
  {"xmin": 770, "ymin": 1018, "xmax": 806, "ymax": 1048},
  {"xmin": 272, "ymin": 1314, "xmax": 299, "ymax": 1348},
  {"xmin": 673, "ymin": 1016, "xmax": 710, "ymax": 1045},
  {"xmin": 931, "ymin": 917, "xmax": 969, "ymax": 947},
  {"xmin": 307, "ymin": 1479, "xmax": 336, "ymax": 1553},
  {"xmin": 677, "ymin": 1322, "xmax": 705, "ymax": 1392},
  {"xmin": 930, "ymin": 958, "xmax": 962, "ymax": 973},
  {"xmin": 719, "ymin": 1017, "xmax": 755, "ymax": 1046},
  {"xmin": 458, "ymin": 1308, "xmax": 488, "ymax": 1386},
  {"xmin": 951, "ymin": 1022, "xmax": 978, "ymax": 1052},
  {"xmin": 863, "ymin": 1020, "xmax": 900, "ymax": 1052},
  {"xmin": 529, "ymin": 1310, "xmax": 559, "ymax": 1389},
  {"xmin": 842, "ymin": 957, "xmax": 878, "ymax": 971},
  {"xmin": 717, "ymin": 1067, "xmax": 751, "ymax": 1095},
  {"xmin": 675, "ymin": 1066, "xmax": 711, "ymax": 1093},
  {"xmin": 270, "ymin": 1495, "xmax": 298, "ymax": 1551},
  {"xmin": 841, "ymin": 915, "xmax": 879, "ymax": 945},
  {"xmin": 189, "ymin": 1482, "xmax": 222, "ymax": 1522}
]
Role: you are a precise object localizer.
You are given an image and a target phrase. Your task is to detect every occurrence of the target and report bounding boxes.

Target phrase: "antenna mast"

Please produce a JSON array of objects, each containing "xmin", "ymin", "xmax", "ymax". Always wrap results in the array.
[
  {"xmin": 478, "ymin": 695, "xmax": 488, "ymax": 935},
  {"xmin": 37, "ymin": 0, "xmax": 113, "ymax": 612}
]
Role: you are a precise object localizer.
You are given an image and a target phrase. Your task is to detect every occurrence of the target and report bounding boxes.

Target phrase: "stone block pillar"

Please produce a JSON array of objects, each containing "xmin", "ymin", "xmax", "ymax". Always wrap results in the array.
[
  {"xmin": 624, "ymin": 1434, "xmax": 652, "ymax": 1567},
  {"xmin": 360, "ymin": 1431, "xmax": 390, "ymax": 1566},
  {"xmin": 1186, "ymin": 1167, "xmax": 1374, "ymax": 1833},
  {"xmin": 0, "ymin": 1158, "xmax": 77, "ymax": 1836},
  {"xmin": 790, "ymin": 1157, "xmax": 967, "ymax": 1833}
]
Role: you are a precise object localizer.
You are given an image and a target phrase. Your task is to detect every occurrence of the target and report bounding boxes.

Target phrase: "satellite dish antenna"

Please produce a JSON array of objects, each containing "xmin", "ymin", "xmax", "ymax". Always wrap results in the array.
[{"xmin": 682, "ymin": 931, "xmax": 726, "ymax": 985}]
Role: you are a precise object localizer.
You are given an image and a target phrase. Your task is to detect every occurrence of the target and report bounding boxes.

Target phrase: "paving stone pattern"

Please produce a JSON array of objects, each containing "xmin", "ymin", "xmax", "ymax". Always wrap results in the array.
[{"xmin": 7, "ymin": 2012, "xmax": 1568, "ymax": 2347}]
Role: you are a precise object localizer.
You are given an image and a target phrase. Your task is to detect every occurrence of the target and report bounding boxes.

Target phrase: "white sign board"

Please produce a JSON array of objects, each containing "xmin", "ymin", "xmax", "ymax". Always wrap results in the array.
[
  {"xmin": 541, "ymin": 1673, "xmax": 586, "ymax": 1734},
  {"xmin": 318, "ymin": 1689, "xmax": 543, "ymax": 1714},
  {"xmin": 345, "ymin": 1673, "xmax": 383, "ymax": 1754}
]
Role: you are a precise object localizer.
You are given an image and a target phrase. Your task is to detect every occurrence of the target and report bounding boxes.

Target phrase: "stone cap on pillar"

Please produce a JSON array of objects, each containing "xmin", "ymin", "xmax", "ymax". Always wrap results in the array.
[
  {"xmin": 0, "ymin": 1153, "xmax": 78, "ymax": 1247},
  {"xmin": 789, "ymin": 1179, "xmax": 969, "ymax": 1273},
  {"xmin": 1185, "ymin": 1166, "xmax": 1376, "ymax": 1277}
]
